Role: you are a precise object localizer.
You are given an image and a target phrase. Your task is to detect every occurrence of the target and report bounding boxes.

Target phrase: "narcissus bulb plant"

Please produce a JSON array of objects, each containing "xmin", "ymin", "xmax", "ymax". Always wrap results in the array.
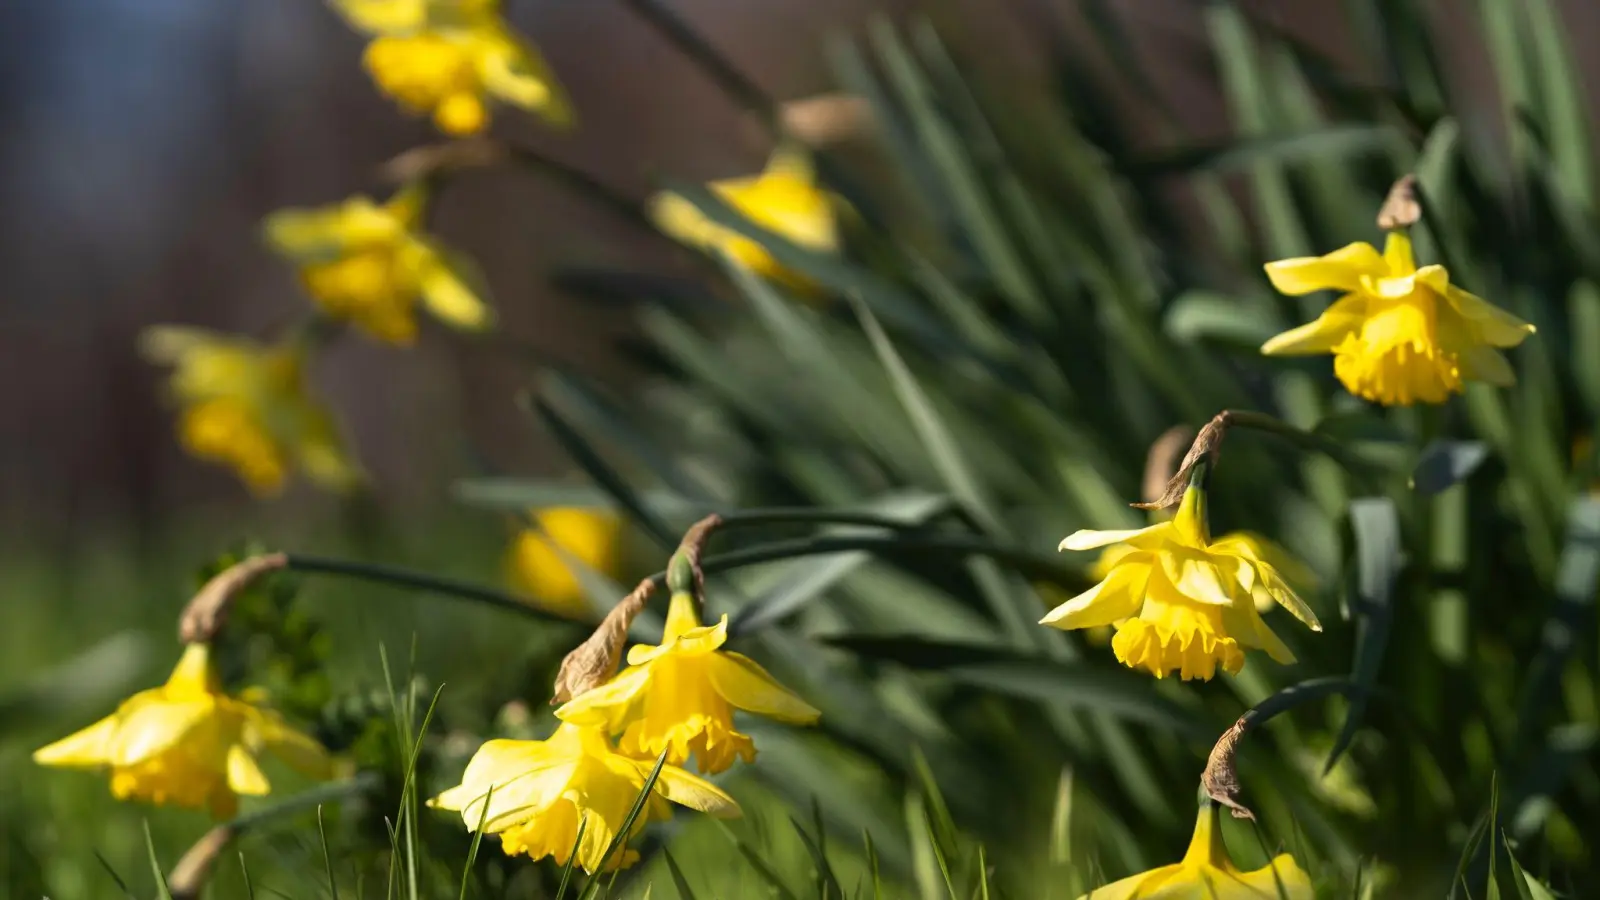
[
  {"xmin": 1045, "ymin": 480, "xmax": 1321, "ymax": 680},
  {"xmin": 141, "ymin": 326, "xmax": 361, "ymax": 496},
  {"xmin": 507, "ymin": 507, "xmax": 624, "ymax": 619},
  {"xmin": 1261, "ymin": 231, "xmax": 1535, "ymax": 406},
  {"xmin": 429, "ymin": 722, "xmax": 738, "ymax": 872},
  {"xmin": 330, "ymin": 0, "xmax": 572, "ymax": 135},
  {"xmin": 34, "ymin": 643, "xmax": 331, "ymax": 818},
  {"xmin": 555, "ymin": 590, "xmax": 821, "ymax": 774},
  {"xmin": 264, "ymin": 185, "xmax": 490, "ymax": 345},
  {"xmin": 650, "ymin": 145, "xmax": 839, "ymax": 289},
  {"xmin": 1078, "ymin": 800, "xmax": 1313, "ymax": 899}
]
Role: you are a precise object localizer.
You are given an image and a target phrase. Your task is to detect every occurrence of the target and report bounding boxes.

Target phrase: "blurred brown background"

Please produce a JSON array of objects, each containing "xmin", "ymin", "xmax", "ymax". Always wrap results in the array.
[{"xmin": 2, "ymin": 0, "xmax": 1596, "ymax": 542}]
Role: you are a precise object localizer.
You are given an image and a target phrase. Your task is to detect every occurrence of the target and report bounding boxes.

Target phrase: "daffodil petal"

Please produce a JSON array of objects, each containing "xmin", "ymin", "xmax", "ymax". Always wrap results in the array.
[
  {"xmin": 707, "ymin": 652, "xmax": 821, "ymax": 724},
  {"xmin": 653, "ymin": 765, "xmax": 742, "ymax": 818},
  {"xmin": 1040, "ymin": 562, "xmax": 1148, "ymax": 629},
  {"xmin": 1260, "ymin": 293, "xmax": 1368, "ymax": 355},
  {"xmin": 554, "ymin": 665, "xmax": 652, "ymax": 730},
  {"xmin": 227, "ymin": 744, "xmax": 271, "ymax": 796},
  {"xmin": 1073, "ymin": 865, "xmax": 1177, "ymax": 900},
  {"xmin": 33, "ymin": 715, "xmax": 119, "ymax": 767},
  {"xmin": 1059, "ymin": 524, "xmax": 1165, "ymax": 552},
  {"xmin": 418, "ymin": 255, "xmax": 492, "ymax": 331},
  {"xmin": 1445, "ymin": 285, "xmax": 1536, "ymax": 347},
  {"xmin": 108, "ymin": 698, "xmax": 213, "ymax": 766},
  {"xmin": 1221, "ymin": 855, "xmax": 1315, "ymax": 899},
  {"xmin": 254, "ymin": 713, "xmax": 333, "ymax": 779},
  {"xmin": 476, "ymin": 32, "xmax": 571, "ymax": 126},
  {"xmin": 1263, "ymin": 242, "xmax": 1384, "ymax": 295},
  {"xmin": 1458, "ymin": 344, "xmax": 1516, "ymax": 386},
  {"xmin": 328, "ymin": 0, "xmax": 427, "ymax": 34},
  {"xmin": 1160, "ymin": 551, "xmax": 1234, "ymax": 606},
  {"xmin": 1254, "ymin": 562, "xmax": 1321, "ymax": 631}
]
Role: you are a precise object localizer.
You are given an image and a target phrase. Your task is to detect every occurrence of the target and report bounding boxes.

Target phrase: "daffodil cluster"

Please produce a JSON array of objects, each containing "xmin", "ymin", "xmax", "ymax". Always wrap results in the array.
[
  {"xmin": 431, "ymin": 588, "xmax": 820, "ymax": 871},
  {"xmin": 34, "ymin": 643, "xmax": 331, "ymax": 818},
  {"xmin": 329, "ymin": 0, "xmax": 571, "ymax": 135}
]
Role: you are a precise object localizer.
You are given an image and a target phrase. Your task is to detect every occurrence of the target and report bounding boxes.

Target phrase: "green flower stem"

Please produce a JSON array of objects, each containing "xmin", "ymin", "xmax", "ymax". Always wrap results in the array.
[
  {"xmin": 1223, "ymin": 409, "xmax": 1382, "ymax": 483},
  {"xmin": 714, "ymin": 506, "xmax": 956, "ymax": 531},
  {"xmin": 167, "ymin": 773, "xmax": 381, "ymax": 900},
  {"xmin": 615, "ymin": 0, "xmax": 780, "ymax": 136},
  {"xmin": 284, "ymin": 530, "xmax": 1083, "ymax": 626}
]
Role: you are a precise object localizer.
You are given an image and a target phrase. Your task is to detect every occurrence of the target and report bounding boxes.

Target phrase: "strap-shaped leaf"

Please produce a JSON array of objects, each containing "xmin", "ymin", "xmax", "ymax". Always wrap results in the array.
[{"xmin": 1325, "ymin": 497, "xmax": 1403, "ymax": 772}]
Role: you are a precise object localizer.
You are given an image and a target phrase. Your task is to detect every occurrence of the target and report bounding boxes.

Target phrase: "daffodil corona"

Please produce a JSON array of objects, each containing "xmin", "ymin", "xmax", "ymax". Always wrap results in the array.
[
  {"xmin": 265, "ymin": 186, "xmax": 490, "ymax": 344},
  {"xmin": 1079, "ymin": 801, "xmax": 1312, "ymax": 899},
  {"xmin": 508, "ymin": 507, "xmax": 624, "ymax": 619},
  {"xmin": 142, "ymin": 326, "xmax": 360, "ymax": 495},
  {"xmin": 1261, "ymin": 232, "xmax": 1535, "ymax": 406},
  {"xmin": 556, "ymin": 591, "xmax": 821, "ymax": 774},
  {"xmin": 430, "ymin": 723, "xmax": 738, "ymax": 872},
  {"xmin": 650, "ymin": 146, "xmax": 839, "ymax": 289},
  {"xmin": 331, "ymin": 0, "xmax": 571, "ymax": 134},
  {"xmin": 34, "ymin": 643, "xmax": 331, "ymax": 818},
  {"xmin": 1045, "ymin": 485, "xmax": 1321, "ymax": 680}
]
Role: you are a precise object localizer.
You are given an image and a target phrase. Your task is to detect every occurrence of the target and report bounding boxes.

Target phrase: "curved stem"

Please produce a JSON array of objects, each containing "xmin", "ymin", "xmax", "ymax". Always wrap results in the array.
[
  {"xmin": 282, "ymin": 531, "xmax": 1081, "ymax": 626},
  {"xmin": 714, "ymin": 506, "xmax": 953, "ymax": 531},
  {"xmin": 615, "ymin": 0, "xmax": 779, "ymax": 136}
]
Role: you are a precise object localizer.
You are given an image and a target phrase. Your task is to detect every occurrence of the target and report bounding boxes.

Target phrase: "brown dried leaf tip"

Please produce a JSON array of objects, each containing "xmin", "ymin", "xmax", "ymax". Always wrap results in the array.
[
  {"xmin": 178, "ymin": 552, "xmax": 289, "ymax": 645},
  {"xmin": 1201, "ymin": 715, "xmax": 1256, "ymax": 821},
  {"xmin": 1377, "ymin": 173, "xmax": 1420, "ymax": 231},
  {"xmin": 550, "ymin": 578, "xmax": 657, "ymax": 705},
  {"xmin": 1132, "ymin": 412, "xmax": 1232, "ymax": 511}
]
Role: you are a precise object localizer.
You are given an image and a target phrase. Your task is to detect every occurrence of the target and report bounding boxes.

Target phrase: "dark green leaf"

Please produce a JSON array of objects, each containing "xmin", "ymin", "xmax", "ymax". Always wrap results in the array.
[
  {"xmin": 1326, "ymin": 497, "xmax": 1402, "ymax": 772},
  {"xmin": 1412, "ymin": 440, "xmax": 1492, "ymax": 494},
  {"xmin": 1126, "ymin": 125, "xmax": 1401, "ymax": 177}
]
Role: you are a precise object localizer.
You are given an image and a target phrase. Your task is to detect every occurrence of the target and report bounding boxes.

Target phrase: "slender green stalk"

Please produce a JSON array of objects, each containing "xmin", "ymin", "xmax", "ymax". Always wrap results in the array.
[{"xmin": 615, "ymin": 0, "xmax": 779, "ymax": 134}]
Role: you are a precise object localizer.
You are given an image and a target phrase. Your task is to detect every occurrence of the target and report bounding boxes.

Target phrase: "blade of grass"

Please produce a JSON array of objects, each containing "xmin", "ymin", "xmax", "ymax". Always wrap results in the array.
[
  {"xmin": 554, "ymin": 816, "xmax": 589, "ymax": 900},
  {"xmin": 144, "ymin": 820, "xmax": 173, "ymax": 900},
  {"xmin": 458, "ymin": 786, "xmax": 492, "ymax": 900},
  {"xmin": 319, "ymin": 805, "xmax": 339, "ymax": 900},
  {"xmin": 662, "ymin": 849, "xmax": 698, "ymax": 900}
]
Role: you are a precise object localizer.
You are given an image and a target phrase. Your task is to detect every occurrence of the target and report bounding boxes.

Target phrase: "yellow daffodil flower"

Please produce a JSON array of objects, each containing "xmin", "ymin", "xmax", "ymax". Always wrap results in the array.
[
  {"xmin": 34, "ymin": 643, "xmax": 331, "ymax": 818},
  {"xmin": 141, "ymin": 326, "xmax": 360, "ymax": 496},
  {"xmin": 330, "ymin": 0, "xmax": 571, "ymax": 134},
  {"xmin": 264, "ymin": 185, "xmax": 490, "ymax": 344},
  {"xmin": 1079, "ymin": 801, "xmax": 1312, "ymax": 899},
  {"xmin": 429, "ymin": 722, "xmax": 738, "ymax": 872},
  {"xmin": 507, "ymin": 507, "xmax": 623, "ymax": 619},
  {"xmin": 1261, "ymin": 231, "xmax": 1535, "ymax": 406},
  {"xmin": 650, "ymin": 146, "xmax": 839, "ymax": 289},
  {"xmin": 555, "ymin": 591, "xmax": 820, "ymax": 774},
  {"xmin": 1045, "ymin": 485, "xmax": 1321, "ymax": 680}
]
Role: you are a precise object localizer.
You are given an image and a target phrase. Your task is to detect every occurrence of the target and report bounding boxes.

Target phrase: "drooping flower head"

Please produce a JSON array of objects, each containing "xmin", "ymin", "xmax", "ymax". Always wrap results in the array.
[
  {"xmin": 34, "ymin": 643, "xmax": 332, "ymax": 818},
  {"xmin": 507, "ymin": 507, "xmax": 623, "ymax": 619},
  {"xmin": 1261, "ymin": 231, "xmax": 1535, "ymax": 406},
  {"xmin": 264, "ymin": 185, "xmax": 490, "ymax": 344},
  {"xmin": 555, "ymin": 591, "xmax": 820, "ymax": 774},
  {"xmin": 429, "ymin": 722, "xmax": 739, "ymax": 872},
  {"xmin": 330, "ymin": 0, "xmax": 571, "ymax": 135},
  {"xmin": 650, "ymin": 146, "xmax": 839, "ymax": 289},
  {"xmin": 1045, "ymin": 483, "xmax": 1321, "ymax": 680},
  {"xmin": 141, "ymin": 326, "xmax": 361, "ymax": 496},
  {"xmin": 1078, "ymin": 801, "xmax": 1313, "ymax": 899}
]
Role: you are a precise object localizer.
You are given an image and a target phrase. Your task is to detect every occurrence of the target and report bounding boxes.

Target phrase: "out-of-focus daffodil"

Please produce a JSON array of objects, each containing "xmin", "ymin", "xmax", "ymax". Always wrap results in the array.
[
  {"xmin": 264, "ymin": 185, "xmax": 490, "ymax": 344},
  {"xmin": 141, "ymin": 326, "xmax": 360, "ymax": 496},
  {"xmin": 34, "ymin": 643, "xmax": 331, "ymax": 818},
  {"xmin": 1261, "ymin": 231, "xmax": 1535, "ymax": 406},
  {"xmin": 650, "ymin": 146, "xmax": 838, "ymax": 289},
  {"xmin": 330, "ymin": 0, "xmax": 571, "ymax": 134},
  {"xmin": 507, "ymin": 507, "xmax": 623, "ymax": 619},
  {"xmin": 556, "ymin": 591, "xmax": 820, "ymax": 774},
  {"xmin": 1045, "ymin": 484, "xmax": 1321, "ymax": 680},
  {"xmin": 429, "ymin": 722, "xmax": 738, "ymax": 872},
  {"xmin": 1078, "ymin": 801, "xmax": 1313, "ymax": 899}
]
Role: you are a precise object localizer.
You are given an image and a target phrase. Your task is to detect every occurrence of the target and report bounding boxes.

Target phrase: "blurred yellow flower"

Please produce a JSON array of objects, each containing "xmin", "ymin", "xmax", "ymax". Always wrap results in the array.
[
  {"xmin": 264, "ymin": 185, "xmax": 489, "ymax": 344},
  {"xmin": 429, "ymin": 722, "xmax": 738, "ymax": 872},
  {"xmin": 555, "ymin": 591, "xmax": 820, "ymax": 774},
  {"xmin": 141, "ymin": 326, "xmax": 360, "ymax": 496},
  {"xmin": 1079, "ymin": 801, "xmax": 1312, "ymax": 899},
  {"xmin": 331, "ymin": 0, "xmax": 571, "ymax": 134},
  {"xmin": 1045, "ymin": 485, "xmax": 1321, "ymax": 680},
  {"xmin": 1262, "ymin": 232, "xmax": 1535, "ymax": 406},
  {"xmin": 650, "ymin": 146, "xmax": 838, "ymax": 289},
  {"xmin": 34, "ymin": 643, "xmax": 331, "ymax": 818},
  {"xmin": 508, "ymin": 507, "xmax": 624, "ymax": 618}
]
